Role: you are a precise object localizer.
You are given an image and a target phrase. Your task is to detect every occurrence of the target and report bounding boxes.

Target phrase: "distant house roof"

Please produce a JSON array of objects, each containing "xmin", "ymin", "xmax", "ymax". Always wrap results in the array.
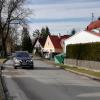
[
  {"xmin": 87, "ymin": 20, "xmax": 100, "ymax": 31},
  {"xmin": 49, "ymin": 35, "xmax": 61, "ymax": 49},
  {"xmin": 33, "ymin": 37, "xmax": 46, "ymax": 48},
  {"xmin": 49, "ymin": 35, "xmax": 70, "ymax": 49},
  {"xmin": 60, "ymin": 35, "xmax": 70, "ymax": 40},
  {"xmin": 33, "ymin": 38, "xmax": 38, "ymax": 47},
  {"xmin": 38, "ymin": 37, "xmax": 46, "ymax": 47}
]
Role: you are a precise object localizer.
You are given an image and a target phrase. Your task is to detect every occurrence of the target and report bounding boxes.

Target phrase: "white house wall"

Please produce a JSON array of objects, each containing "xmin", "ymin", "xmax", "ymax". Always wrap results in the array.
[
  {"xmin": 64, "ymin": 31, "xmax": 100, "ymax": 53},
  {"xmin": 34, "ymin": 41, "xmax": 42, "ymax": 48}
]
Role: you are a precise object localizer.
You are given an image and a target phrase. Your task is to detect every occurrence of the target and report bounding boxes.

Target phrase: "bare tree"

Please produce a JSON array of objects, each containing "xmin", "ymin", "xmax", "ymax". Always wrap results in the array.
[
  {"xmin": 33, "ymin": 29, "xmax": 42, "ymax": 39},
  {"xmin": 0, "ymin": 0, "xmax": 30, "ymax": 57},
  {"xmin": 7, "ymin": 25, "xmax": 20, "ymax": 52}
]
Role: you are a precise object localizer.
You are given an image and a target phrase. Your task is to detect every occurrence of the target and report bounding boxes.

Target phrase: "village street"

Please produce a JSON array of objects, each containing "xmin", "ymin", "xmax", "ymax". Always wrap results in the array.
[{"xmin": 2, "ymin": 58, "xmax": 100, "ymax": 100}]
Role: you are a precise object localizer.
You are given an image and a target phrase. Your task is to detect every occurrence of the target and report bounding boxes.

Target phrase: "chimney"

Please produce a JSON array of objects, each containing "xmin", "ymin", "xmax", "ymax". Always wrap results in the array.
[{"xmin": 58, "ymin": 33, "xmax": 61, "ymax": 38}]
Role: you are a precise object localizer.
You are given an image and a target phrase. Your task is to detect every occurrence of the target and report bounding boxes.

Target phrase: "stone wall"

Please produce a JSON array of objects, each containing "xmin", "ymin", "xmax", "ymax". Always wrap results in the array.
[{"xmin": 64, "ymin": 59, "xmax": 100, "ymax": 70}]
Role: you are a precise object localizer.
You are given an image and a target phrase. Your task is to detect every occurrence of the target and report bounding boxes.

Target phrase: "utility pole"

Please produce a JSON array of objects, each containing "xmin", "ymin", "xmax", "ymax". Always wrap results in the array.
[{"xmin": 91, "ymin": 12, "xmax": 94, "ymax": 22}]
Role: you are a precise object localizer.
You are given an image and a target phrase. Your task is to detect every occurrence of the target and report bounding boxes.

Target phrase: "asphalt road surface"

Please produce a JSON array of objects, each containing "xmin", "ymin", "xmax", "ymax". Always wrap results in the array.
[{"xmin": 2, "ymin": 58, "xmax": 100, "ymax": 100}]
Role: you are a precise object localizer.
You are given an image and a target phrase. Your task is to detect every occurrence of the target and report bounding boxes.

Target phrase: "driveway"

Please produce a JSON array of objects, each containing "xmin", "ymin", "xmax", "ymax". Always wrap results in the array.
[{"xmin": 2, "ymin": 59, "xmax": 100, "ymax": 100}]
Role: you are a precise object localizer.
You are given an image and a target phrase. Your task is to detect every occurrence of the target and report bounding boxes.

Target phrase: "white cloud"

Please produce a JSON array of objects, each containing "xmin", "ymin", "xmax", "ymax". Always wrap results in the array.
[
  {"xmin": 29, "ymin": 21, "xmax": 88, "ymax": 35},
  {"xmin": 26, "ymin": 0, "xmax": 100, "ymax": 35},
  {"xmin": 27, "ymin": 1, "xmax": 100, "ymax": 19}
]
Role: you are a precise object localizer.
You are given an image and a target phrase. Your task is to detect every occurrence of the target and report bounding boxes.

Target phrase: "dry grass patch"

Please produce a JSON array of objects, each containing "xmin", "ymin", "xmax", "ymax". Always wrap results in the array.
[
  {"xmin": 0, "ymin": 58, "xmax": 6, "ymax": 64},
  {"xmin": 59, "ymin": 64, "xmax": 100, "ymax": 78}
]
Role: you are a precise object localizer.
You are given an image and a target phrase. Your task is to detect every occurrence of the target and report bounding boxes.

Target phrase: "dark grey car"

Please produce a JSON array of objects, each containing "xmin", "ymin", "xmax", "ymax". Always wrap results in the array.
[{"xmin": 13, "ymin": 51, "xmax": 34, "ymax": 69}]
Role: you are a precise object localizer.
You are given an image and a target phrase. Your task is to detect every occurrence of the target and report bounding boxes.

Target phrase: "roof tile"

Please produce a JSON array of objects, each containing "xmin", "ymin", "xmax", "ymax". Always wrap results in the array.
[
  {"xmin": 49, "ymin": 35, "xmax": 70, "ymax": 49},
  {"xmin": 87, "ymin": 20, "xmax": 100, "ymax": 31}
]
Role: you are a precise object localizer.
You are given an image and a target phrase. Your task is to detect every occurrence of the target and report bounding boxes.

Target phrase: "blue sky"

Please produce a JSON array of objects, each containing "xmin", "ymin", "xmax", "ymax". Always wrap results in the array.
[{"xmin": 25, "ymin": 0, "xmax": 100, "ymax": 35}]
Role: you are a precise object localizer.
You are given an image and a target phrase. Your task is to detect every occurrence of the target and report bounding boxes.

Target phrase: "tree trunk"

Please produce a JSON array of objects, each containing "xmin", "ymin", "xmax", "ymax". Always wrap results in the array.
[{"xmin": 1, "ymin": 38, "xmax": 7, "ymax": 57}]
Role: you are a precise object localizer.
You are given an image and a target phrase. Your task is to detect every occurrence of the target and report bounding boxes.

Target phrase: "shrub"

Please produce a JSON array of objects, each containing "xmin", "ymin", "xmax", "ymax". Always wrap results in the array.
[{"xmin": 66, "ymin": 42, "xmax": 100, "ymax": 61}]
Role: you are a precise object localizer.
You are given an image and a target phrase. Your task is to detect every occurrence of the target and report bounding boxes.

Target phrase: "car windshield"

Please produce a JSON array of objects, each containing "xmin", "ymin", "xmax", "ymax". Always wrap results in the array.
[{"xmin": 16, "ymin": 52, "xmax": 29, "ymax": 58}]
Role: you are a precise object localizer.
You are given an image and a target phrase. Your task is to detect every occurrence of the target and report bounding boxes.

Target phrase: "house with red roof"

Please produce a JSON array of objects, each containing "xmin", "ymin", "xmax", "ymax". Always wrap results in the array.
[
  {"xmin": 43, "ymin": 35, "xmax": 70, "ymax": 57},
  {"xmin": 86, "ymin": 19, "xmax": 100, "ymax": 32},
  {"xmin": 33, "ymin": 37, "xmax": 46, "ymax": 54}
]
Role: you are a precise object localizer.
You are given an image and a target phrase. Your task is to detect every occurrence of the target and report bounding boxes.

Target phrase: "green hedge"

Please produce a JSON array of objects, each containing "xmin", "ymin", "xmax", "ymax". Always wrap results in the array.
[{"xmin": 66, "ymin": 42, "xmax": 100, "ymax": 61}]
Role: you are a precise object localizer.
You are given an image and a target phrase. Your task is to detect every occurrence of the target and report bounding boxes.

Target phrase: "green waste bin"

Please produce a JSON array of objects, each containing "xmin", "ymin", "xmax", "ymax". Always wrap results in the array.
[{"xmin": 54, "ymin": 53, "xmax": 64, "ymax": 64}]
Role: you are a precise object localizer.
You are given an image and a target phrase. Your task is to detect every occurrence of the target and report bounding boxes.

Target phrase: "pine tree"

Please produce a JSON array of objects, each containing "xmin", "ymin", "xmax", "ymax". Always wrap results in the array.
[
  {"xmin": 45, "ymin": 26, "xmax": 50, "ymax": 36},
  {"xmin": 41, "ymin": 27, "xmax": 46, "ymax": 38},
  {"xmin": 71, "ymin": 29, "xmax": 76, "ymax": 36},
  {"xmin": 21, "ymin": 27, "xmax": 33, "ymax": 53},
  {"xmin": 41, "ymin": 26, "xmax": 50, "ymax": 38}
]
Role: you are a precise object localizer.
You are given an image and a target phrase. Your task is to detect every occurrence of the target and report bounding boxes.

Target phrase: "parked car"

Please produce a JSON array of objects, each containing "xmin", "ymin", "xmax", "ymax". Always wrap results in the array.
[
  {"xmin": 44, "ymin": 53, "xmax": 50, "ymax": 59},
  {"xmin": 13, "ymin": 51, "xmax": 34, "ymax": 69}
]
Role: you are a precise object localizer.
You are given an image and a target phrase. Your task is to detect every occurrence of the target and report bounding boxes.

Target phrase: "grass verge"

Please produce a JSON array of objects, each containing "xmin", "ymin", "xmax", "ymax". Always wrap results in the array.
[
  {"xmin": 58, "ymin": 64, "xmax": 100, "ymax": 78},
  {"xmin": 0, "ymin": 58, "xmax": 6, "ymax": 64}
]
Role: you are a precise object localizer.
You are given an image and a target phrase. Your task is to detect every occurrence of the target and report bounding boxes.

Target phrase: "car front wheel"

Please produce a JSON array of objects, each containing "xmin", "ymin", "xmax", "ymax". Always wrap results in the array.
[
  {"xmin": 14, "ymin": 66, "xmax": 17, "ymax": 69},
  {"xmin": 30, "ymin": 65, "xmax": 34, "ymax": 69}
]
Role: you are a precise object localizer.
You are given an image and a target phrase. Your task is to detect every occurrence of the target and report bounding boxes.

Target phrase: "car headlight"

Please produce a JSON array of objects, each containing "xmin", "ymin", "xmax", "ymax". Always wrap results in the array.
[
  {"xmin": 30, "ymin": 59, "xmax": 33, "ymax": 62},
  {"xmin": 14, "ymin": 58, "xmax": 21, "ymax": 63}
]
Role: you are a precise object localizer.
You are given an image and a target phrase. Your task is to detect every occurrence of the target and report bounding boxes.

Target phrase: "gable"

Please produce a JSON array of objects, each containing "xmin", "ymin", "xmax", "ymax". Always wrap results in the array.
[
  {"xmin": 44, "ymin": 34, "xmax": 71, "ymax": 53},
  {"xmin": 34, "ymin": 40, "xmax": 42, "ymax": 48},
  {"xmin": 44, "ymin": 36, "xmax": 54, "ymax": 49}
]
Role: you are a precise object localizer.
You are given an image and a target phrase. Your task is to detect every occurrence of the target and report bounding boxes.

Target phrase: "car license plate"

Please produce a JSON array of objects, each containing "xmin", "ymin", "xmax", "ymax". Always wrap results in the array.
[{"xmin": 22, "ymin": 62, "xmax": 27, "ymax": 65}]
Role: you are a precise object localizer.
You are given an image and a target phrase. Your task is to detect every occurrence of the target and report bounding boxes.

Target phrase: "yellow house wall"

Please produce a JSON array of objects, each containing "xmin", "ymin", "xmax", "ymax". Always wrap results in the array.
[
  {"xmin": 44, "ymin": 36, "xmax": 55, "ymax": 52},
  {"xmin": 44, "ymin": 36, "xmax": 62, "ymax": 53}
]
